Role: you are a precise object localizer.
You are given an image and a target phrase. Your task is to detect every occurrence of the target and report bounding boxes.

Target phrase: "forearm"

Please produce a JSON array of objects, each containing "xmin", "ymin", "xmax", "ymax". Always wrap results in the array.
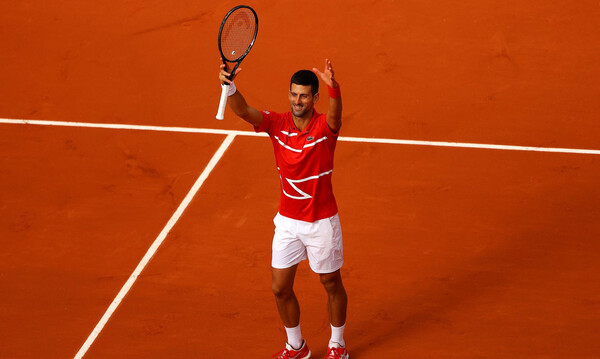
[
  {"xmin": 227, "ymin": 88, "xmax": 263, "ymax": 127},
  {"xmin": 218, "ymin": 63, "xmax": 262, "ymax": 127},
  {"xmin": 329, "ymin": 96, "xmax": 342, "ymax": 119},
  {"xmin": 326, "ymin": 84, "xmax": 342, "ymax": 132}
]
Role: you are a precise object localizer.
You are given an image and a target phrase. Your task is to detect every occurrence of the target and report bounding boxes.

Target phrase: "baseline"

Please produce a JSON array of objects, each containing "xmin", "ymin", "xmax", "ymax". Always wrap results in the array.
[{"xmin": 1, "ymin": 118, "xmax": 599, "ymax": 155}]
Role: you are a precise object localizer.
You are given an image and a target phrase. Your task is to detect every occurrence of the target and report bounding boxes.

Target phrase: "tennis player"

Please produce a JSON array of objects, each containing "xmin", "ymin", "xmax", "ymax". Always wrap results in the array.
[{"xmin": 218, "ymin": 59, "xmax": 349, "ymax": 359}]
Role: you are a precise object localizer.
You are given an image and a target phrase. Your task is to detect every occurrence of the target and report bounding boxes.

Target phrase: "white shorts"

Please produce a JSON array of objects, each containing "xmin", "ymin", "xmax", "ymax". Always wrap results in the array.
[{"xmin": 272, "ymin": 212, "xmax": 344, "ymax": 274}]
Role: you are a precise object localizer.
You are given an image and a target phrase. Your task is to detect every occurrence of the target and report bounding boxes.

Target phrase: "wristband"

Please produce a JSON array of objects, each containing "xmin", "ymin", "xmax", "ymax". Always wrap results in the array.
[
  {"xmin": 222, "ymin": 81, "xmax": 237, "ymax": 96},
  {"xmin": 328, "ymin": 84, "xmax": 341, "ymax": 99}
]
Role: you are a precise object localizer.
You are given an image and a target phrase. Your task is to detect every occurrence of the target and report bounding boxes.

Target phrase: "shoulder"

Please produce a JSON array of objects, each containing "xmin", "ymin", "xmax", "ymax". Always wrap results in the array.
[
  {"xmin": 255, "ymin": 110, "xmax": 288, "ymax": 134},
  {"xmin": 262, "ymin": 110, "xmax": 288, "ymax": 120},
  {"xmin": 315, "ymin": 111, "xmax": 339, "ymax": 136}
]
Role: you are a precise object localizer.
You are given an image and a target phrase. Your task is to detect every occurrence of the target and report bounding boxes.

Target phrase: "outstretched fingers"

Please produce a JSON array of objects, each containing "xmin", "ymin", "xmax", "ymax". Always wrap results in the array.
[{"xmin": 312, "ymin": 58, "xmax": 337, "ymax": 88}]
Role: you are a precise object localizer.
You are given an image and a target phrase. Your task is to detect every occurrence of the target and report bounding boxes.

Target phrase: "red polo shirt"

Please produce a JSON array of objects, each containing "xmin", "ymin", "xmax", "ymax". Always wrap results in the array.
[{"xmin": 255, "ymin": 110, "xmax": 339, "ymax": 222}]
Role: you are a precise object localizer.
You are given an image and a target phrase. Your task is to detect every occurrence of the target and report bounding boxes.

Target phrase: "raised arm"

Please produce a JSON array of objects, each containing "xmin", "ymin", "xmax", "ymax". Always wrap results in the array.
[
  {"xmin": 312, "ymin": 59, "xmax": 342, "ymax": 133},
  {"xmin": 219, "ymin": 63, "xmax": 263, "ymax": 127}
]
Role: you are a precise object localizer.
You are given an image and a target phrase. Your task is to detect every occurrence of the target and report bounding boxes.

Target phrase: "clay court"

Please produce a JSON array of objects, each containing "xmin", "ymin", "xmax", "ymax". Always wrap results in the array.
[{"xmin": 1, "ymin": 1, "xmax": 599, "ymax": 358}]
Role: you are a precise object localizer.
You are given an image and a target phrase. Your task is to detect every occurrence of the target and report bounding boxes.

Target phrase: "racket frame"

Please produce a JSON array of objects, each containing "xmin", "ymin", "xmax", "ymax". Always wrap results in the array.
[{"xmin": 216, "ymin": 5, "xmax": 258, "ymax": 120}]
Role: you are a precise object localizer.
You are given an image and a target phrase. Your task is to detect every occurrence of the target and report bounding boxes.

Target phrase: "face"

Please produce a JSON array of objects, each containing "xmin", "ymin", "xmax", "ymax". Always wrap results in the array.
[{"xmin": 289, "ymin": 83, "xmax": 318, "ymax": 118}]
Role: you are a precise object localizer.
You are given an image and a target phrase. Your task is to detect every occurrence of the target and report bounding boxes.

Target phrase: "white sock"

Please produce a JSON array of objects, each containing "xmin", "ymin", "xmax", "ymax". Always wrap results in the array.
[
  {"xmin": 329, "ymin": 323, "xmax": 346, "ymax": 347},
  {"xmin": 285, "ymin": 324, "xmax": 303, "ymax": 349}
]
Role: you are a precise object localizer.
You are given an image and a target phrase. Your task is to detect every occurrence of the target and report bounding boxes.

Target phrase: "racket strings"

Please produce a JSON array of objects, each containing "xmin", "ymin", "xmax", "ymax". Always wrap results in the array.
[{"xmin": 220, "ymin": 9, "xmax": 257, "ymax": 62}]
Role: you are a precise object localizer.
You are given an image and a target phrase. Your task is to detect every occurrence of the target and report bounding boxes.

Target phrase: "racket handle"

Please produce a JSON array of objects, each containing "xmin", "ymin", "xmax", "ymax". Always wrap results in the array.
[{"xmin": 216, "ymin": 84, "xmax": 229, "ymax": 120}]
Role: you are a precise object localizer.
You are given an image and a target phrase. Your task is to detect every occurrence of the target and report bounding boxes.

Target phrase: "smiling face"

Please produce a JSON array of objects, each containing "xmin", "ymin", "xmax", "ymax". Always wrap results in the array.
[{"xmin": 289, "ymin": 83, "xmax": 319, "ymax": 119}]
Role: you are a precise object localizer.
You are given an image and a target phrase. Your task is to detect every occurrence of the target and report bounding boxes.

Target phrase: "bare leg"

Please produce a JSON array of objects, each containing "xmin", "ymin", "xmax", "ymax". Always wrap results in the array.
[
  {"xmin": 272, "ymin": 265, "xmax": 300, "ymax": 327},
  {"xmin": 319, "ymin": 269, "xmax": 347, "ymax": 327}
]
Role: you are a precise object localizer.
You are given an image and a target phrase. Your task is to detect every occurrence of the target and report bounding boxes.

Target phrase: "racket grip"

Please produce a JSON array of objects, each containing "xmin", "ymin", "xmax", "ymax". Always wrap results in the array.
[{"xmin": 216, "ymin": 84, "xmax": 229, "ymax": 120}]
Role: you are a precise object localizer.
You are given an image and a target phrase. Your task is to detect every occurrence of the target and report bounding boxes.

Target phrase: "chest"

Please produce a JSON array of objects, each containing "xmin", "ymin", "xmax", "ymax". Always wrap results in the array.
[{"xmin": 271, "ymin": 128, "xmax": 333, "ymax": 167}]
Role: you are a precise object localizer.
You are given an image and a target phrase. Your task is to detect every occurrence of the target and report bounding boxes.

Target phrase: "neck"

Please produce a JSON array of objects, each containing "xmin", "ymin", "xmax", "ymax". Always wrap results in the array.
[{"xmin": 292, "ymin": 110, "xmax": 313, "ymax": 131}]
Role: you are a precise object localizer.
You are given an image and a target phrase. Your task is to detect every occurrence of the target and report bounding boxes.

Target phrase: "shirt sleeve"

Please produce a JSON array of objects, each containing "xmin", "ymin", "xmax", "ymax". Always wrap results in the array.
[
  {"xmin": 254, "ymin": 110, "xmax": 282, "ymax": 135},
  {"xmin": 320, "ymin": 113, "xmax": 340, "ymax": 137},
  {"xmin": 254, "ymin": 111, "xmax": 274, "ymax": 134}
]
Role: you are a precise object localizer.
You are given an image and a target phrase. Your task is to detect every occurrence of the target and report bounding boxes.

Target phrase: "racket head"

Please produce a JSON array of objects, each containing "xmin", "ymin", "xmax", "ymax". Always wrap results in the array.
[{"xmin": 218, "ymin": 5, "xmax": 259, "ymax": 64}]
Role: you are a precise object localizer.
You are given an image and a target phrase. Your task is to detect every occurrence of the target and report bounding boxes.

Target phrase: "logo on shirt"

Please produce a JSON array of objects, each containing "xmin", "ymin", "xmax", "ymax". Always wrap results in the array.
[{"xmin": 307, "ymin": 136, "xmax": 314, "ymax": 141}]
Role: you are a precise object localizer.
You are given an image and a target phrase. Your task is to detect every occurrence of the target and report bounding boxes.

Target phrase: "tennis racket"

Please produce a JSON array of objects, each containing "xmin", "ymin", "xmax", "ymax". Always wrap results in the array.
[{"xmin": 216, "ymin": 5, "xmax": 259, "ymax": 120}]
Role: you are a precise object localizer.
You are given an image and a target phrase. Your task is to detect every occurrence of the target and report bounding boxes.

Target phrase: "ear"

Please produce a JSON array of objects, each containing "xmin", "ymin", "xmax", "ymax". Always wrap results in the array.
[{"xmin": 314, "ymin": 93, "xmax": 319, "ymax": 103}]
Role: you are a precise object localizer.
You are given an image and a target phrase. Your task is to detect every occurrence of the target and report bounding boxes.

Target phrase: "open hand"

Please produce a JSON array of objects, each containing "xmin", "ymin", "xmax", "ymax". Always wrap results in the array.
[{"xmin": 312, "ymin": 58, "xmax": 338, "ymax": 88}]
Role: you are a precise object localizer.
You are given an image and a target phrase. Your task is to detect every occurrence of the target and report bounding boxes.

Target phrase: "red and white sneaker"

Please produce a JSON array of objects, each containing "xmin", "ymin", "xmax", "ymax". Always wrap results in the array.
[
  {"xmin": 273, "ymin": 339, "xmax": 311, "ymax": 359},
  {"xmin": 325, "ymin": 342, "xmax": 349, "ymax": 359}
]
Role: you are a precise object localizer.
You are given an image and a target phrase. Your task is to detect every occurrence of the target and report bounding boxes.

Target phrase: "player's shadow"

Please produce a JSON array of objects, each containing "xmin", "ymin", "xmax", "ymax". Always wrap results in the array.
[
  {"xmin": 346, "ymin": 251, "xmax": 512, "ymax": 358},
  {"xmin": 346, "ymin": 189, "xmax": 598, "ymax": 358}
]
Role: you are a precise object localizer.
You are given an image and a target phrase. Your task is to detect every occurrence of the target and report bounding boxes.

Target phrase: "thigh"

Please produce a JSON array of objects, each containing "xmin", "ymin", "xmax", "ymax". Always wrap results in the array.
[
  {"xmin": 272, "ymin": 213, "xmax": 308, "ymax": 269},
  {"xmin": 301, "ymin": 214, "xmax": 344, "ymax": 274},
  {"xmin": 272, "ymin": 264, "xmax": 299, "ymax": 293}
]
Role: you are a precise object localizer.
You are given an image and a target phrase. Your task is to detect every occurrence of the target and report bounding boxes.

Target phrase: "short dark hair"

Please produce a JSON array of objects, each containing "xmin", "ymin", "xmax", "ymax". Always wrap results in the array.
[{"xmin": 290, "ymin": 70, "xmax": 319, "ymax": 96}]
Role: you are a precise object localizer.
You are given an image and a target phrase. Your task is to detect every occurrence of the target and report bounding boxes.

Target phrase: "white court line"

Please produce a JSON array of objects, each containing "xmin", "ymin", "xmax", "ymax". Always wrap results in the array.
[
  {"xmin": 72, "ymin": 133, "xmax": 236, "ymax": 359},
  {"xmin": 339, "ymin": 136, "xmax": 600, "ymax": 155},
  {"xmin": 1, "ymin": 117, "xmax": 600, "ymax": 155},
  {"xmin": 0, "ymin": 118, "xmax": 265, "ymax": 137}
]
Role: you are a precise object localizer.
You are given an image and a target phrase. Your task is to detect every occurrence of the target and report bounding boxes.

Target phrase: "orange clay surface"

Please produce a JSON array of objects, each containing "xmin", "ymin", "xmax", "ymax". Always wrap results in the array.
[{"xmin": 1, "ymin": 1, "xmax": 600, "ymax": 358}]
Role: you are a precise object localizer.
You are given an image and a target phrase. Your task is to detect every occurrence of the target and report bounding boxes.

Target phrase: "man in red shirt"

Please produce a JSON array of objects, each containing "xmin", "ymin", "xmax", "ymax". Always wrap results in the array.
[{"xmin": 219, "ymin": 59, "xmax": 349, "ymax": 359}]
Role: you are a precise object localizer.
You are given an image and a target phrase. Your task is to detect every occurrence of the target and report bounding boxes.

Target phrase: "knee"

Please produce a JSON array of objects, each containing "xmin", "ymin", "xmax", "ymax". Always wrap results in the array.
[
  {"xmin": 272, "ymin": 281, "xmax": 294, "ymax": 299},
  {"xmin": 320, "ymin": 272, "xmax": 343, "ymax": 293}
]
